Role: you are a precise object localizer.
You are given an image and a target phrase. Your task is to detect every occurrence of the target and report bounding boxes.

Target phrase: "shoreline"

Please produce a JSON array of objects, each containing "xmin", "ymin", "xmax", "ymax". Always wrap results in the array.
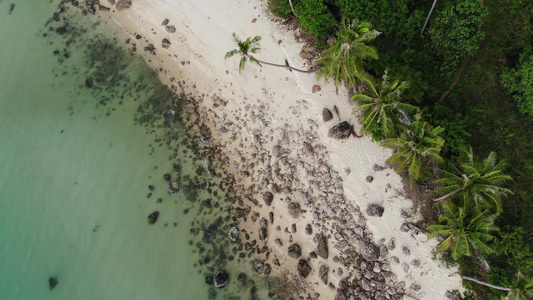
[{"xmin": 96, "ymin": 0, "xmax": 464, "ymax": 299}]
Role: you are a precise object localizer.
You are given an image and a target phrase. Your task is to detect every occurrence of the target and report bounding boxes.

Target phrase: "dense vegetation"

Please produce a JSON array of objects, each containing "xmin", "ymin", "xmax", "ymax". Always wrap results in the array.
[{"xmin": 267, "ymin": 0, "xmax": 533, "ymax": 298}]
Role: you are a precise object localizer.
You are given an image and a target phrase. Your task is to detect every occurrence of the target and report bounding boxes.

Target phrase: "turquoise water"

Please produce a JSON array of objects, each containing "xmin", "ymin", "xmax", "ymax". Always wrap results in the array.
[{"xmin": 0, "ymin": 2, "xmax": 265, "ymax": 299}]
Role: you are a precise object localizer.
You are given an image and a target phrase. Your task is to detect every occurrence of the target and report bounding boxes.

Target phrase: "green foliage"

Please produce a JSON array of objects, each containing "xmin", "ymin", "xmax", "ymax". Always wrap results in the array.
[
  {"xmin": 352, "ymin": 71, "xmax": 419, "ymax": 139},
  {"xmin": 294, "ymin": 0, "xmax": 336, "ymax": 38},
  {"xmin": 225, "ymin": 33, "xmax": 262, "ymax": 73},
  {"xmin": 315, "ymin": 18, "xmax": 380, "ymax": 92},
  {"xmin": 428, "ymin": 0, "xmax": 487, "ymax": 72},
  {"xmin": 428, "ymin": 198, "xmax": 499, "ymax": 260},
  {"xmin": 501, "ymin": 49, "xmax": 533, "ymax": 119},
  {"xmin": 268, "ymin": 0, "xmax": 294, "ymax": 18},
  {"xmin": 383, "ymin": 114, "xmax": 445, "ymax": 180},
  {"xmin": 432, "ymin": 145, "xmax": 513, "ymax": 214}
]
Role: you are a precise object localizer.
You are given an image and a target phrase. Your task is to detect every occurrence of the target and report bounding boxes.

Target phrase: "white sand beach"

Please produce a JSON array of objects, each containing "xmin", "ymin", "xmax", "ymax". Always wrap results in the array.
[{"xmin": 97, "ymin": 0, "xmax": 465, "ymax": 298}]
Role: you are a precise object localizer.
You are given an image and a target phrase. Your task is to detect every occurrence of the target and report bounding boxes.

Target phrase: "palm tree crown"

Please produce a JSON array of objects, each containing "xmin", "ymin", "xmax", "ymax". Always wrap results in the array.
[
  {"xmin": 352, "ymin": 71, "xmax": 419, "ymax": 138},
  {"xmin": 225, "ymin": 33, "xmax": 262, "ymax": 73},
  {"xmin": 382, "ymin": 114, "xmax": 445, "ymax": 180},
  {"xmin": 428, "ymin": 197, "xmax": 499, "ymax": 260},
  {"xmin": 433, "ymin": 145, "xmax": 512, "ymax": 214},
  {"xmin": 315, "ymin": 18, "xmax": 381, "ymax": 93}
]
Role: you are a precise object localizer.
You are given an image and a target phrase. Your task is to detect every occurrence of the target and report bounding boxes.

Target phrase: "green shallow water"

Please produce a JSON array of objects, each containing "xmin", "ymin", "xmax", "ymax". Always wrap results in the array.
[{"xmin": 0, "ymin": 2, "xmax": 267, "ymax": 299}]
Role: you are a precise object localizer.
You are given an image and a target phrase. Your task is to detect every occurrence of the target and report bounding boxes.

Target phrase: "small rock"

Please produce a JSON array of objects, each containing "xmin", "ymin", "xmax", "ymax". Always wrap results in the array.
[
  {"xmin": 228, "ymin": 227, "xmax": 239, "ymax": 242},
  {"xmin": 297, "ymin": 259, "xmax": 312, "ymax": 279},
  {"xmin": 168, "ymin": 181, "xmax": 180, "ymax": 194},
  {"xmin": 402, "ymin": 246, "xmax": 411, "ymax": 256},
  {"xmin": 287, "ymin": 202, "xmax": 301, "ymax": 218},
  {"xmin": 312, "ymin": 85, "xmax": 321, "ymax": 93},
  {"xmin": 115, "ymin": 0, "xmax": 132, "ymax": 10},
  {"xmin": 147, "ymin": 211, "xmax": 159, "ymax": 224},
  {"xmin": 262, "ymin": 192, "xmax": 273, "ymax": 206},
  {"xmin": 161, "ymin": 18, "xmax": 169, "ymax": 26},
  {"xmin": 288, "ymin": 244, "xmax": 302, "ymax": 259},
  {"xmin": 305, "ymin": 224, "xmax": 313, "ymax": 235},
  {"xmin": 162, "ymin": 38, "xmax": 171, "ymax": 49},
  {"xmin": 165, "ymin": 25, "xmax": 176, "ymax": 33},
  {"xmin": 251, "ymin": 18, "xmax": 257, "ymax": 23},
  {"xmin": 316, "ymin": 235, "xmax": 329, "ymax": 259},
  {"xmin": 373, "ymin": 164, "xmax": 385, "ymax": 171},
  {"xmin": 366, "ymin": 204, "xmax": 384, "ymax": 217},
  {"xmin": 322, "ymin": 108, "xmax": 333, "ymax": 122},
  {"xmin": 48, "ymin": 277, "xmax": 58, "ymax": 290},
  {"xmin": 319, "ymin": 265, "xmax": 328, "ymax": 284},
  {"xmin": 366, "ymin": 176, "xmax": 374, "ymax": 183},
  {"xmin": 253, "ymin": 259, "xmax": 264, "ymax": 274},
  {"xmin": 259, "ymin": 227, "xmax": 268, "ymax": 241},
  {"xmin": 328, "ymin": 121, "xmax": 351, "ymax": 139}
]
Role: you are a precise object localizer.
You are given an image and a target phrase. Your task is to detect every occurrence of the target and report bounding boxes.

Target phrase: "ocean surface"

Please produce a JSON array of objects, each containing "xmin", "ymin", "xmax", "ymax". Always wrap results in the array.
[{"xmin": 0, "ymin": 1, "xmax": 265, "ymax": 299}]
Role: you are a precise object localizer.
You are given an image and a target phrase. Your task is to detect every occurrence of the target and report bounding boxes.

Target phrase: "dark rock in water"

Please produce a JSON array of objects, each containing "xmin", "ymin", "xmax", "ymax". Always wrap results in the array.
[
  {"xmin": 85, "ymin": 78, "xmax": 93, "ymax": 88},
  {"xmin": 263, "ymin": 263, "xmax": 272, "ymax": 275},
  {"xmin": 297, "ymin": 259, "xmax": 312, "ymax": 279},
  {"xmin": 366, "ymin": 204, "xmax": 384, "ymax": 217},
  {"xmin": 147, "ymin": 211, "xmax": 159, "ymax": 224},
  {"xmin": 287, "ymin": 202, "xmax": 301, "ymax": 218},
  {"xmin": 56, "ymin": 26, "xmax": 68, "ymax": 35},
  {"xmin": 288, "ymin": 244, "xmax": 301, "ymax": 259},
  {"xmin": 228, "ymin": 226, "xmax": 239, "ymax": 242},
  {"xmin": 316, "ymin": 235, "xmax": 329, "ymax": 259},
  {"xmin": 165, "ymin": 25, "xmax": 176, "ymax": 33},
  {"xmin": 253, "ymin": 259, "xmax": 264, "ymax": 274},
  {"xmin": 259, "ymin": 227, "xmax": 268, "ymax": 241},
  {"xmin": 48, "ymin": 276, "xmax": 58, "ymax": 290},
  {"xmin": 322, "ymin": 108, "xmax": 333, "ymax": 122},
  {"xmin": 162, "ymin": 38, "xmax": 171, "ymax": 49},
  {"xmin": 161, "ymin": 18, "xmax": 169, "ymax": 26},
  {"xmin": 148, "ymin": 185, "xmax": 155, "ymax": 191},
  {"xmin": 213, "ymin": 270, "xmax": 230, "ymax": 288},
  {"xmin": 237, "ymin": 272, "xmax": 247, "ymax": 286},
  {"xmin": 262, "ymin": 192, "xmax": 273, "ymax": 206},
  {"xmin": 9, "ymin": 3, "xmax": 15, "ymax": 15},
  {"xmin": 168, "ymin": 181, "xmax": 180, "ymax": 194},
  {"xmin": 319, "ymin": 265, "xmax": 329, "ymax": 284},
  {"xmin": 115, "ymin": 0, "xmax": 132, "ymax": 10},
  {"xmin": 205, "ymin": 275, "xmax": 214, "ymax": 285},
  {"xmin": 366, "ymin": 175, "xmax": 374, "ymax": 183},
  {"xmin": 328, "ymin": 121, "xmax": 351, "ymax": 140},
  {"xmin": 163, "ymin": 173, "xmax": 171, "ymax": 181}
]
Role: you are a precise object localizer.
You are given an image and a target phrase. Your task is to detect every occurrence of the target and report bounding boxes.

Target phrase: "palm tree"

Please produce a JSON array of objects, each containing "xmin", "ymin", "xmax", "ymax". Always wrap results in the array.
[
  {"xmin": 225, "ymin": 33, "xmax": 316, "ymax": 74},
  {"xmin": 352, "ymin": 71, "xmax": 419, "ymax": 138},
  {"xmin": 461, "ymin": 272, "xmax": 533, "ymax": 300},
  {"xmin": 382, "ymin": 114, "xmax": 445, "ymax": 180},
  {"xmin": 428, "ymin": 197, "xmax": 498, "ymax": 260},
  {"xmin": 432, "ymin": 145, "xmax": 512, "ymax": 214},
  {"xmin": 315, "ymin": 18, "xmax": 381, "ymax": 93}
]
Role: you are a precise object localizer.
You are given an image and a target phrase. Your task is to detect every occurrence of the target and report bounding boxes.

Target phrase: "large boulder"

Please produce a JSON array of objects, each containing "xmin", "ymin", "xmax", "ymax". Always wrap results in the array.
[
  {"xmin": 328, "ymin": 121, "xmax": 351, "ymax": 140},
  {"xmin": 213, "ymin": 270, "xmax": 230, "ymax": 288},
  {"xmin": 288, "ymin": 244, "xmax": 302, "ymax": 259},
  {"xmin": 316, "ymin": 235, "xmax": 329, "ymax": 259}
]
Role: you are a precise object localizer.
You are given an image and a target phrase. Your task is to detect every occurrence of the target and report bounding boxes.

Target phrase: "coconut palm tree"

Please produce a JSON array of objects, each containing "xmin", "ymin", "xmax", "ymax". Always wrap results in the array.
[
  {"xmin": 225, "ymin": 33, "xmax": 316, "ymax": 74},
  {"xmin": 461, "ymin": 272, "xmax": 533, "ymax": 300},
  {"xmin": 382, "ymin": 114, "xmax": 445, "ymax": 180},
  {"xmin": 432, "ymin": 145, "xmax": 512, "ymax": 214},
  {"xmin": 315, "ymin": 18, "xmax": 381, "ymax": 93},
  {"xmin": 428, "ymin": 197, "xmax": 498, "ymax": 260},
  {"xmin": 352, "ymin": 71, "xmax": 419, "ymax": 138}
]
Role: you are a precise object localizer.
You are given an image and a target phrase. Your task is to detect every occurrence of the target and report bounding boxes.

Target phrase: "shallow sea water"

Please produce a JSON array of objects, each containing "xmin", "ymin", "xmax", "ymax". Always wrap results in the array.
[{"xmin": 0, "ymin": 1, "xmax": 265, "ymax": 299}]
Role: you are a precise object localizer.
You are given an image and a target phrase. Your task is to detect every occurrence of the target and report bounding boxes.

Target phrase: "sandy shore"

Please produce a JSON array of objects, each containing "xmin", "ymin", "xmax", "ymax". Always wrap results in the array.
[{"xmin": 94, "ymin": 0, "xmax": 464, "ymax": 299}]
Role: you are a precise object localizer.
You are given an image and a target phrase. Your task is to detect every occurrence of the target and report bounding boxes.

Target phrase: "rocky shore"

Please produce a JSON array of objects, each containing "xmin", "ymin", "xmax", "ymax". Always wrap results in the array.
[{"xmin": 50, "ymin": 0, "xmax": 466, "ymax": 299}]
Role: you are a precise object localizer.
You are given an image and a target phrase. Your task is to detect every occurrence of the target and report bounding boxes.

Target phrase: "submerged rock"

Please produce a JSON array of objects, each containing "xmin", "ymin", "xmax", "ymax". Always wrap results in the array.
[
  {"xmin": 48, "ymin": 276, "xmax": 58, "ymax": 290},
  {"xmin": 168, "ymin": 181, "xmax": 180, "ymax": 194},
  {"xmin": 213, "ymin": 270, "xmax": 230, "ymax": 288},
  {"xmin": 228, "ymin": 226, "xmax": 239, "ymax": 242},
  {"xmin": 147, "ymin": 211, "xmax": 159, "ymax": 224}
]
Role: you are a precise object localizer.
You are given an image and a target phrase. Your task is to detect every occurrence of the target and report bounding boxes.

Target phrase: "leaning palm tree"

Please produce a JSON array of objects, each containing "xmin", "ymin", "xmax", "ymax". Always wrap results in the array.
[
  {"xmin": 428, "ymin": 197, "xmax": 498, "ymax": 260},
  {"xmin": 432, "ymin": 145, "xmax": 512, "ymax": 214},
  {"xmin": 315, "ymin": 18, "xmax": 381, "ymax": 93},
  {"xmin": 225, "ymin": 33, "xmax": 316, "ymax": 74},
  {"xmin": 352, "ymin": 71, "xmax": 419, "ymax": 138},
  {"xmin": 382, "ymin": 114, "xmax": 445, "ymax": 180},
  {"xmin": 461, "ymin": 272, "xmax": 533, "ymax": 300}
]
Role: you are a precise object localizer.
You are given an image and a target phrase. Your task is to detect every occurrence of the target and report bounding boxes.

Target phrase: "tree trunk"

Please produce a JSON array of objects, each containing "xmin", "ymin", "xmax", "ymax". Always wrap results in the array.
[
  {"xmin": 439, "ymin": 53, "xmax": 473, "ymax": 103},
  {"xmin": 420, "ymin": 0, "xmax": 438, "ymax": 37},
  {"xmin": 255, "ymin": 58, "xmax": 319, "ymax": 74},
  {"xmin": 289, "ymin": 0, "xmax": 298, "ymax": 17},
  {"xmin": 461, "ymin": 276, "xmax": 512, "ymax": 292}
]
